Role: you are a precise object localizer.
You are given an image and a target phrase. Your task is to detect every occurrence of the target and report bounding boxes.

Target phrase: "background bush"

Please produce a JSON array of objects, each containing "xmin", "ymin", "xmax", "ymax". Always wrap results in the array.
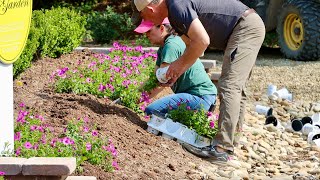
[
  {"xmin": 13, "ymin": 11, "xmax": 42, "ymax": 78},
  {"xmin": 86, "ymin": 7, "xmax": 134, "ymax": 44},
  {"xmin": 37, "ymin": 7, "xmax": 86, "ymax": 58},
  {"xmin": 13, "ymin": 7, "xmax": 86, "ymax": 78}
]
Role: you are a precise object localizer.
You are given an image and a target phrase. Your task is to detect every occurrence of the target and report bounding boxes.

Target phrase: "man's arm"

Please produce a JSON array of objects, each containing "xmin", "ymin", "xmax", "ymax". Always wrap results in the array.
[{"xmin": 166, "ymin": 18, "xmax": 209, "ymax": 84}]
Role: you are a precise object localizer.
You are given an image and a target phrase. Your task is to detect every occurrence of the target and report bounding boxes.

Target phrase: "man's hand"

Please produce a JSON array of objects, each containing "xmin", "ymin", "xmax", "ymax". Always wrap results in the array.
[{"xmin": 165, "ymin": 59, "xmax": 188, "ymax": 86}]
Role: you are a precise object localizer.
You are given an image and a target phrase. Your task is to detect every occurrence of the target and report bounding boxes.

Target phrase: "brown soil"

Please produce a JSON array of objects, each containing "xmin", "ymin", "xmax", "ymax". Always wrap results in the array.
[{"xmin": 14, "ymin": 50, "xmax": 216, "ymax": 180}]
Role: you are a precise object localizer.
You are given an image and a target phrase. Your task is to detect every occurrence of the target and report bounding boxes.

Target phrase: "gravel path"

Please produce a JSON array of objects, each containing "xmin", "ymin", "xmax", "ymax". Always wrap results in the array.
[
  {"xmin": 199, "ymin": 47, "xmax": 320, "ymax": 179},
  {"xmin": 204, "ymin": 47, "xmax": 320, "ymax": 103}
]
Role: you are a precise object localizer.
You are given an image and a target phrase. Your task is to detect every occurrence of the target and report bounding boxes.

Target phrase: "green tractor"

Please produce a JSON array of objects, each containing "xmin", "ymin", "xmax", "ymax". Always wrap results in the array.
[{"xmin": 241, "ymin": 0, "xmax": 320, "ymax": 61}]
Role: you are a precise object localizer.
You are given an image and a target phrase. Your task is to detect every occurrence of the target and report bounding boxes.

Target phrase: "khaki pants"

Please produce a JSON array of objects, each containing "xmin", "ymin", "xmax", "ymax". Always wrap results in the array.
[{"xmin": 214, "ymin": 13, "xmax": 265, "ymax": 152}]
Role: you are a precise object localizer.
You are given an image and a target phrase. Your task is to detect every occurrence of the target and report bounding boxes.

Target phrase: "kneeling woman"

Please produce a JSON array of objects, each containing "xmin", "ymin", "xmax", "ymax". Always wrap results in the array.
[{"xmin": 134, "ymin": 18, "xmax": 217, "ymax": 115}]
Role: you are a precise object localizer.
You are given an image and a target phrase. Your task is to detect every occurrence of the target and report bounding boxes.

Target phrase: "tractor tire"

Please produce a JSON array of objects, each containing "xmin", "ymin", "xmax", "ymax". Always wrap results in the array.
[{"xmin": 277, "ymin": 0, "xmax": 320, "ymax": 61}]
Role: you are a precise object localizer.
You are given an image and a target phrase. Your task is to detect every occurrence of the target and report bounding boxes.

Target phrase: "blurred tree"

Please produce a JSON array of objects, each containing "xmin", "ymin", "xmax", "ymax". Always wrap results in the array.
[{"xmin": 32, "ymin": 0, "xmax": 131, "ymax": 14}]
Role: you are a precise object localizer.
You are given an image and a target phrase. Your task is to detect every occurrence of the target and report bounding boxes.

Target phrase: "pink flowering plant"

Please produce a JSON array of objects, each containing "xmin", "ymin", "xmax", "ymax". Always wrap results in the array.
[
  {"xmin": 51, "ymin": 42, "xmax": 158, "ymax": 114},
  {"xmin": 0, "ymin": 171, "xmax": 4, "ymax": 180},
  {"xmin": 167, "ymin": 103, "xmax": 218, "ymax": 139},
  {"xmin": 14, "ymin": 104, "xmax": 119, "ymax": 172}
]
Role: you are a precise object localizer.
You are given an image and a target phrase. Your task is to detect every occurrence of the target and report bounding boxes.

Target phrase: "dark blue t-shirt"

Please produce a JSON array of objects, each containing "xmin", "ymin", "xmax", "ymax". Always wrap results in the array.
[{"xmin": 166, "ymin": 0, "xmax": 248, "ymax": 50}]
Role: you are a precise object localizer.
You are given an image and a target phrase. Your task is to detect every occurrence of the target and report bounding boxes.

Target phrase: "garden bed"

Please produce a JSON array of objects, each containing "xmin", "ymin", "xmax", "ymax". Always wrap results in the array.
[
  {"xmin": 13, "ymin": 49, "xmax": 215, "ymax": 179},
  {"xmin": 12, "ymin": 46, "xmax": 320, "ymax": 180}
]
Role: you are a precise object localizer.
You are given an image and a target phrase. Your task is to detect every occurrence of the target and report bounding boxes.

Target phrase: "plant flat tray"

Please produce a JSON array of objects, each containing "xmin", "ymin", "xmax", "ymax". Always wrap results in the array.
[{"xmin": 147, "ymin": 114, "xmax": 212, "ymax": 148}]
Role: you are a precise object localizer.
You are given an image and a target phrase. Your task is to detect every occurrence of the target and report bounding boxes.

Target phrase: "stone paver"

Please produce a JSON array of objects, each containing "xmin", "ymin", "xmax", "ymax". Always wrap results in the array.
[
  {"xmin": 66, "ymin": 176, "xmax": 97, "ymax": 180},
  {"xmin": 5, "ymin": 175, "xmax": 67, "ymax": 180},
  {"xmin": 201, "ymin": 59, "xmax": 216, "ymax": 72},
  {"xmin": 210, "ymin": 72, "xmax": 221, "ymax": 81},
  {"xmin": 201, "ymin": 59, "xmax": 216, "ymax": 69},
  {"xmin": 22, "ymin": 157, "xmax": 76, "ymax": 176},
  {"xmin": 0, "ymin": 157, "xmax": 27, "ymax": 175}
]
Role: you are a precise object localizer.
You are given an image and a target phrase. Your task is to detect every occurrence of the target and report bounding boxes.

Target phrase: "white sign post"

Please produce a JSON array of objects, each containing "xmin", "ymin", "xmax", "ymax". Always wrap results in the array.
[
  {"xmin": 0, "ymin": 64, "xmax": 13, "ymax": 154},
  {"xmin": 0, "ymin": 0, "xmax": 32, "ymax": 155}
]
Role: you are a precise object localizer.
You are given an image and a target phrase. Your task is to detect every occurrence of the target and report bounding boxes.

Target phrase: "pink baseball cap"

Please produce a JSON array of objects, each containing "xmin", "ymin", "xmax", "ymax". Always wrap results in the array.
[{"xmin": 134, "ymin": 18, "xmax": 170, "ymax": 34}]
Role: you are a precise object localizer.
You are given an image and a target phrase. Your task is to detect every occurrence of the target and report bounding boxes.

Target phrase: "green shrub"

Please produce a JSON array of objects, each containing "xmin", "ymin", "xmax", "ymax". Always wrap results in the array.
[
  {"xmin": 13, "ymin": 8, "xmax": 87, "ymax": 78},
  {"xmin": 13, "ymin": 11, "xmax": 43, "ymax": 78},
  {"xmin": 86, "ymin": 7, "xmax": 134, "ymax": 44},
  {"xmin": 33, "ymin": 0, "xmax": 101, "ymax": 11},
  {"xmin": 38, "ymin": 7, "xmax": 86, "ymax": 58}
]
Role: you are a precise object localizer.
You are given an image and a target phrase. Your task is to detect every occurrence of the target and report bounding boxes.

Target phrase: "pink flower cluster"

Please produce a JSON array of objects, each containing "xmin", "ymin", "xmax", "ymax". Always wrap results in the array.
[{"xmin": 14, "ymin": 103, "xmax": 120, "ymax": 171}]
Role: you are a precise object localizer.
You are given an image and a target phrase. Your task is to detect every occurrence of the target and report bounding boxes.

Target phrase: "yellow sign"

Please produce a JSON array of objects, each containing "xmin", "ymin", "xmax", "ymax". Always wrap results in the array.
[{"xmin": 0, "ymin": 0, "xmax": 32, "ymax": 64}]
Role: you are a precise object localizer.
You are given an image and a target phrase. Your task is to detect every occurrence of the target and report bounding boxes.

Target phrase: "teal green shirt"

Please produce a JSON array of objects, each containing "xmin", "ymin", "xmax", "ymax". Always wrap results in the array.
[{"xmin": 156, "ymin": 35, "xmax": 217, "ymax": 96}]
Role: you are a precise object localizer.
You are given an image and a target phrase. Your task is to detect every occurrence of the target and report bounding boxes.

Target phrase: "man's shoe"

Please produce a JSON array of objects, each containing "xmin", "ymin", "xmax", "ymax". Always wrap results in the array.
[
  {"xmin": 207, "ymin": 146, "xmax": 230, "ymax": 162},
  {"xmin": 181, "ymin": 144, "xmax": 230, "ymax": 163},
  {"xmin": 181, "ymin": 143, "xmax": 211, "ymax": 158}
]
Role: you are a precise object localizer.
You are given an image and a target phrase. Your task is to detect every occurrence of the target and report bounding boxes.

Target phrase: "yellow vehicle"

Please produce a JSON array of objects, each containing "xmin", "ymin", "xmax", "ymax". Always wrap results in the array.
[{"xmin": 241, "ymin": 0, "xmax": 320, "ymax": 61}]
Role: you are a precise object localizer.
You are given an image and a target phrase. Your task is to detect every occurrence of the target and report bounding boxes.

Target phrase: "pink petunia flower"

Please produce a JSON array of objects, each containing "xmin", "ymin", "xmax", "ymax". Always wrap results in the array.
[
  {"xmin": 209, "ymin": 121, "xmax": 215, "ymax": 129},
  {"xmin": 14, "ymin": 132, "xmax": 21, "ymax": 141},
  {"xmin": 24, "ymin": 142, "xmax": 32, "ymax": 149},
  {"xmin": 91, "ymin": 130, "xmax": 98, "ymax": 136},
  {"xmin": 62, "ymin": 137, "xmax": 72, "ymax": 145},
  {"xmin": 0, "ymin": 171, "xmax": 5, "ymax": 176},
  {"xmin": 86, "ymin": 78, "xmax": 92, "ymax": 83},
  {"xmin": 50, "ymin": 139, "xmax": 57, "ymax": 147},
  {"xmin": 112, "ymin": 160, "xmax": 119, "ymax": 170},
  {"xmin": 98, "ymin": 84, "xmax": 106, "ymax": 92},
  {"xmin": 86, "ymin": 143, "xmax": 91, "ymax": 151},
  {"xmin": 15, "ymin": 147, "xmax": 21, "ymax": 156},
  {"xmin": 83, "ymin": 126, "xmax": 89, "ymax": 133}
]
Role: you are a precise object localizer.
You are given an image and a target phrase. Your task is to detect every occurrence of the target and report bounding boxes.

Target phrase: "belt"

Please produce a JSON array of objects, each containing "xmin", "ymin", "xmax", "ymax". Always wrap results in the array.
[{"xmin": 242, "ymin": 8, "xmax": 256, "ymax": 18}]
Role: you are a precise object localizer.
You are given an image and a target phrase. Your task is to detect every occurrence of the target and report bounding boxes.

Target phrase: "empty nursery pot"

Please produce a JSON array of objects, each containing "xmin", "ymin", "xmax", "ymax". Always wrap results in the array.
[
  {"xmin": 291, "ymin": 119, "xmax": 303, "ymax": 131},
  {"xmin": 265, "ymin": 115, "xmax": 278, "ymax": 126},
  {"xmin": 301, "ymin": 116, "xmax": 313, "ymax": 125},
  {"xmin": 256, "ymin": 105, "xmax": 273, "ymax": 117},
  {"xmin": 308, "ymin": 131, "xmax": 320, "ymax": 144},
  {"xmin": 302, "ymin": 123, "xmax": 315, "ymax": 135}
]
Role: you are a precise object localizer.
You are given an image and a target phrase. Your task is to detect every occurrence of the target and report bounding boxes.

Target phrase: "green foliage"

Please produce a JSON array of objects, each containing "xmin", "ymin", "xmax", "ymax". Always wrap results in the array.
[
  {"xmin": 37, "ymin": 7, "xmax": 87, "ymax": 58},
  {"xmin": 263, "ymin": 31, "xmax": 279, "ymax": 48},
  {"xmin": 86, "ymin": 7, "xmax": 134, "ymax": 44},
  {"xmin": 167, "ymin": 103, "xmax": 218, "ymax": 139},
  {"xmin": 33, "ymin": 0, "xmax": 101, "ymax": 11},
  {"xmin": 13, "ymin": 7, "xmax": 87, "ymax": 78},
  {"xmin": 13, "ymin": 11, "xmax": 42, "ymax": 78},
  {"xmin": 140, "ymin": 70, "xmax": 158, "ymax": 93},
  {"xmin": 14, "ymin": 107, "xmax": 118, "ymax": 172},
  {"xmin": 118, "ymin": 34, "xmax": 153, "ymax": 47}
]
